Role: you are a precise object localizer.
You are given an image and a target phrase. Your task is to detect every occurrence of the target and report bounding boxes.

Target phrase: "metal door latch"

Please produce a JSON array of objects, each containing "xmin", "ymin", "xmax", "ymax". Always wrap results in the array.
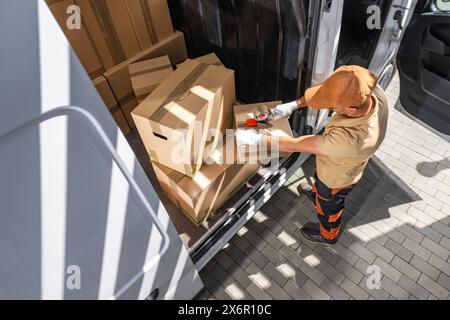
[{"xmin": 393, "ymin": 10, "xmax": 404, "ymax": 30}]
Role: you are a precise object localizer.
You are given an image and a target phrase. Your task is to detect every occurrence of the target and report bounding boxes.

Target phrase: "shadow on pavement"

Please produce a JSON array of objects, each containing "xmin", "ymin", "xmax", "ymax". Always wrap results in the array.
[{"xmin": 416, "ymin": 157, "xmax": 450, "ymax": 178}]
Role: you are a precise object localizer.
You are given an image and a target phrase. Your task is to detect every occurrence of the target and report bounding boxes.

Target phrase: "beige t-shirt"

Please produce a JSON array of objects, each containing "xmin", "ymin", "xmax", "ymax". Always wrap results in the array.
[{"xmin": 316, "ymin": 85, "xmax": 389, "ymax": 188}]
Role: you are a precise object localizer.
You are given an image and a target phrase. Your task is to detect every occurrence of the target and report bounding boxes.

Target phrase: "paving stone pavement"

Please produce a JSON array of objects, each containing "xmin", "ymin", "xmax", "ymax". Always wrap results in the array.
[{"xmin": 198, "ymin": 74, "xmax": 450, "ymax": 300}]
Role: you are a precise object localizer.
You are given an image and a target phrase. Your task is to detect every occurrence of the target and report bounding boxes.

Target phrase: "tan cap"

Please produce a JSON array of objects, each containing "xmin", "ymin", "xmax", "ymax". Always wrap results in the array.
[{"xmin": 304, "ymin": 65, "xmax": 378, "ymax": 110}]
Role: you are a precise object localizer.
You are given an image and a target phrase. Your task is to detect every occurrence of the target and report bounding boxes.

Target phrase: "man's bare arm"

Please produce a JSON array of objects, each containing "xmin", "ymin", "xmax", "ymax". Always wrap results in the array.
[{"xmin": 262, "ymin": 134, "xmax": 328, "ymax": 156}]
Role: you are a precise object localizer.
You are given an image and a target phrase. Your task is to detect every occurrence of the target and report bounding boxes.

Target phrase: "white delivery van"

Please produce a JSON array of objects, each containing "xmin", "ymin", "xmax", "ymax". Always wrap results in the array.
[{"xmin": 0, "ymin": 0, "xmax": 448, "ymax": 299}]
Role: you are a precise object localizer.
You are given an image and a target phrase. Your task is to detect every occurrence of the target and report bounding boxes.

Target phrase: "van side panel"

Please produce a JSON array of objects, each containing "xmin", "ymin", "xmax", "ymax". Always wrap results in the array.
[
  {"xmin": 168, "ymin": 0, "xmax": 309, "ymax": 103},
  {"xmin": 0, "ymin": 0, "xmax": 202, "ymax": 300}
]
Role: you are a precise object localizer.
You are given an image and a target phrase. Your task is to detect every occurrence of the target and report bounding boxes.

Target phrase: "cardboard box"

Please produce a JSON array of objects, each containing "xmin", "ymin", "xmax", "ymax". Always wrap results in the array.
[
  {"xmin": 104, "ymin": 31, "xmax": 188, "ymax": 106},
  {"xmin": 121, "ymin": 98, "xmax": 139, "ymax": 129},
  {"xmin": 152, "ymin": 139, "xmax": 259, "ymax": 226},
  {"xmin": 177, "ymin": 52, "xmax": 224, "ymax": 68},
  {"xmin": 92, "ymin": 75, "xmax": 118, "ymax": 110},
  {"xmin": 103, "ymin": 0, "xmax": 141, "ymax": 59},
  {"xmin": 125, "ymin": 0, "xmax": 174, "ymax": 50},
  {"xmin": 129, "ymin": 55, "xmax": 174, "ymax": 103},
  {"xmin": 46, "ymin": 0, "xmax": 76, "ymax": 30},
  {"xmin": 111, "ymin": 107, "xmax": 131, "ymax": 136},
  {"xmin": 48, "ymin": 0, "xmax": 176, "ymax": 77},
  {"xmin": 234, "ymin": 101, "xmax": 294, "ymax": 160},
  {"xmin": 93, "ymin": 76, "xmax": 133, "ymax": 133},
  {"xmin": 196, "ymin": 53, "xmax": 224, "ymax": 67},
  {"xmin": 215, "ymin": 160, "xmax": 260, "ymax": 209},
  {"xmin": 75, "ymin": 0, "xmax": 116, "ymax": 69},
  {"xmin": 132, "ymin": 59, "xmax": 235, "ymax": 177},
  {"xmin": 47, "ymin": 0, "xmax": 104, "ymax": 78},
  {"xmin": 74, "ymin": 0, "xmax": 140, "ymax": 69}
]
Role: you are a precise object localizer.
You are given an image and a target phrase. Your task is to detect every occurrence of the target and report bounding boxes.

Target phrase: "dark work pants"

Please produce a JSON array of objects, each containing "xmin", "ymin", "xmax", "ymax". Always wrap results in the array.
[{"xmin": 311, "ymin": 174, "xmax": 355, "ymax": 240}]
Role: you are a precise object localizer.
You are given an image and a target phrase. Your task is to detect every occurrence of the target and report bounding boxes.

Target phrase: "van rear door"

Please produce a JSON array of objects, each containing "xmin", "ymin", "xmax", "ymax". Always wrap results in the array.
[
  {"xmin": 0, "ymin": 0, "xmax": 202, "ymax": 300},
  {"xmin": 396, "ymin": 0, "xmax": 450, "ymax": 139}
]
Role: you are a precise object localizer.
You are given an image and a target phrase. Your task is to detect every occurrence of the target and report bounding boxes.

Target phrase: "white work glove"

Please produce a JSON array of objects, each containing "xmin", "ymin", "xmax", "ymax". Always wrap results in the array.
[
  {"xmin": 235, "ymin": 129, "xmax": 264, "ymax": 147},
  {"xmin": 270, "ymin": 100, "xmax": 298, "ymax": 121}
]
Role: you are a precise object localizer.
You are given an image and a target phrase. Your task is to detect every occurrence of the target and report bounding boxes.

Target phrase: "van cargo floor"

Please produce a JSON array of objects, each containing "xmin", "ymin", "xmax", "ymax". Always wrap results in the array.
[{"xmin": 125, "ymin": 129, "xmax": 258, "ymax": 252}]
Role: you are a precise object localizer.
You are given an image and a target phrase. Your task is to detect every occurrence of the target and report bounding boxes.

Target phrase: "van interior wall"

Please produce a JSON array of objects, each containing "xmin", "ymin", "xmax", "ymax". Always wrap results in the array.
[
  {"xmin": 167, "ymin": 0, "xmax": 310, "ymax": 104},
  {"xmin": 336, "ymin": 0, "xmax": 390, "ymax": 68}
]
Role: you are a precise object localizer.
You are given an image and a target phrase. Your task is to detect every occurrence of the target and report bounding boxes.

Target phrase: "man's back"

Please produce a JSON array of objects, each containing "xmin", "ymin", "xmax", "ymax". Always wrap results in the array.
[{"xmin": 316, "ymin": 84, "xmax": 389, "ymax": 188}]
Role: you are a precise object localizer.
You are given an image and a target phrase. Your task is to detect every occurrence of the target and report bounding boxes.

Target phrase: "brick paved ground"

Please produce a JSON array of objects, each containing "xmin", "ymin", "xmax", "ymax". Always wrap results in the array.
[{"xmin": 198, "ymin": 74, "xmax": 450, "ymax": 300}]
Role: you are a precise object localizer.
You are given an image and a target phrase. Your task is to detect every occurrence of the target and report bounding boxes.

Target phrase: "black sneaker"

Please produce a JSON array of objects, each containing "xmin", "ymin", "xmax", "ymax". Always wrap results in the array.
[{"xmin": 300, "ymin": 225, "xmax": 338, "ymax": 245}]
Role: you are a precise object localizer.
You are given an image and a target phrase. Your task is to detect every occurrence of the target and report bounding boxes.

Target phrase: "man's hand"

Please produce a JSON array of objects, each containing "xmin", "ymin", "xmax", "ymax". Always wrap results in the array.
[
  {"xmin": 270, "ymin": 97, "xmax": 308, "ymax": 121},
  {"xmin": 270, "ymin": 101, "xmax": 298, "ymax": 121},
  {"xmin": 235, "ymin": 129, "xmax": 264, "ymax": 147}
]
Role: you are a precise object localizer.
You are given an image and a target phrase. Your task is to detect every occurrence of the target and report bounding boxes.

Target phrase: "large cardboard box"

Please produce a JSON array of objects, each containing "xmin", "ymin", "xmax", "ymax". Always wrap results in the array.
[
  {"xmin": 125, "ymin": 0, "xmax": 174, "ymax": 50},
  {"xmin": 46, "ymin": 0, "xmax": 104, "ymax": 78},
  {"xmin": 152, "ymin": 139, "xmax": 259, "ymax": 226},
  {"xmin": 92, "ymin": 75, "xmax": 119, "ymax": 110},
  {"xmin": 46, "ymin": 0, "xmax": 76, "ymax": 29},
  {"xmin": 47, "ymin": 0, "xmax": 176, "ymax": 77},
  {"xmin": 76, "ymin": 0, "xmax": 141, "ymax": 64},
  {"xmin": 74, "ymin": 0, "xmax": 155, "ymax": 69},
  {"xmin": 196, "ymin": 53, "xmax": 224, "ymax": 67},
  {"xmin": 74, "ymin": 0, "xmax": 116, "ymax": 69},
  {"xmin": 121, "ymin": 98, "xmax": 139, "ymax": 129},
  {"xmin": 102, "ymin": 0, "xmax": 141, "ymax": 59},
  {"xmin": 129, "ymin": 55, "xmax": 174, "ymax": 103},
  {"xmin": 177, "ymin": 52, "xmax": 224, "ymax": 68},
  {"xmin": 92, "ymin": 76, "xmax": 131, "ymax": 134},
  {"xmin": 104, "ymin": 31, "xmax": 188, "ymax": 106},
  {"xmin": 132, "ymin": 59, "xmax": 235, "ymax": 177},
  {"xmin": 234, "ymin": 101, "xmax": 294, "ymax": 160}
]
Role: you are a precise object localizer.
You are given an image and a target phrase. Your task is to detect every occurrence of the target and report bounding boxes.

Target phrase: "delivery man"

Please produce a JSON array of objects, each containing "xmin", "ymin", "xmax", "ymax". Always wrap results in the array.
[{"xmin": 236, "ymin": 65, "xmax": 389, "ymax": 245}]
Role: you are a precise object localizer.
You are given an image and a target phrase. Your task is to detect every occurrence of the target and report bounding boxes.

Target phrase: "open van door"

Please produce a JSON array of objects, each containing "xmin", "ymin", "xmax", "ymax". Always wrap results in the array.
[
  {"xmin": 396, "ymin": 0, "xmax": 450, "ymax": 139},
  {"xmin": 0, "ymin": 0, "xmax": 203, "ymax": 300}
]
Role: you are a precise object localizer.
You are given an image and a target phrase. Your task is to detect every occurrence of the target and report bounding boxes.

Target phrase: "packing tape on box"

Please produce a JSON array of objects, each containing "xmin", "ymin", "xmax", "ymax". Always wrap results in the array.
[
  {"xmin": 118, "ymin": 92, "xmax": 137, "ymax": 107},
  {"xmin": 130, "ymin": 63, "xmax": 172, "ymax": 78},
  {"xmin": 160, "ymin": 188, "xmax": 203, "ymax": 225},
  {"xmin": 167, "ymin": 178, "xmax": 183, "ymax": 207},
  {"xmin": 166, "ymin": 172, "xmax": 207, "ymax": 226},
  {"xmin": 150, "ymin": 62, "xmax": 210, "ymax": 123},
  {"xmin": 139, "ymin": 0, "xmax": 158, "ymax": 44},
  {"xmin": 167, "ymin": 169, "xmax": 185, "ymax": 184},
  {"xmin": 149, "ymin": 146, "xmax": 194, "ymax": 175},
  {"xmin": 108, "ymin": 104, "xmax": 121, "ymax": 114},
  {"xmin": 88, "ymin": 66, "xmax": 106, "ymax": 79},
  {"xmin": 89, "ymin": 0, "xmax": 126, "ymax": 64},
  {"xmin": 136, "ymin": 93, "xmax": 150, "ymax": 102}
]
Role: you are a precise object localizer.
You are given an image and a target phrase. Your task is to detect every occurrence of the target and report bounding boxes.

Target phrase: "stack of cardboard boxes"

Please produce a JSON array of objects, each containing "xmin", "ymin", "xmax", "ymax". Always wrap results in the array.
[
  {"xmin": 130, "ymin": 53, "xmax": 294, "ymax": 226},
  {"xmin": 46, "ymin": 0, "xmax": 187, "ymax": 135},
  {"xmin": 132, "ymin": 55, "xmax": 262, "ymax": 226},
  {"xmin": 47, "ymin": 0, "xmax": 175, "ymax": 75},
  {"xmin": 46, "ymin": 0, "xmax": 294, "ymax": 226}
]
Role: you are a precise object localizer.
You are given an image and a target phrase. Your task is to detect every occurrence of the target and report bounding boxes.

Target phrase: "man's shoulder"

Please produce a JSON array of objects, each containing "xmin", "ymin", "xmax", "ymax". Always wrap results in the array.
[{"xmin": 373, "ymin": 85, "xmax": 388, "ymax": 107}]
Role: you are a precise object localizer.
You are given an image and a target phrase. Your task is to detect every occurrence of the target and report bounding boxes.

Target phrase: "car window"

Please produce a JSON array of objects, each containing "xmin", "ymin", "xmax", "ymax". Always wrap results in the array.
[{"xmin": 435, "ymin": 0, "xmax": 450, "ymax": 11}]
